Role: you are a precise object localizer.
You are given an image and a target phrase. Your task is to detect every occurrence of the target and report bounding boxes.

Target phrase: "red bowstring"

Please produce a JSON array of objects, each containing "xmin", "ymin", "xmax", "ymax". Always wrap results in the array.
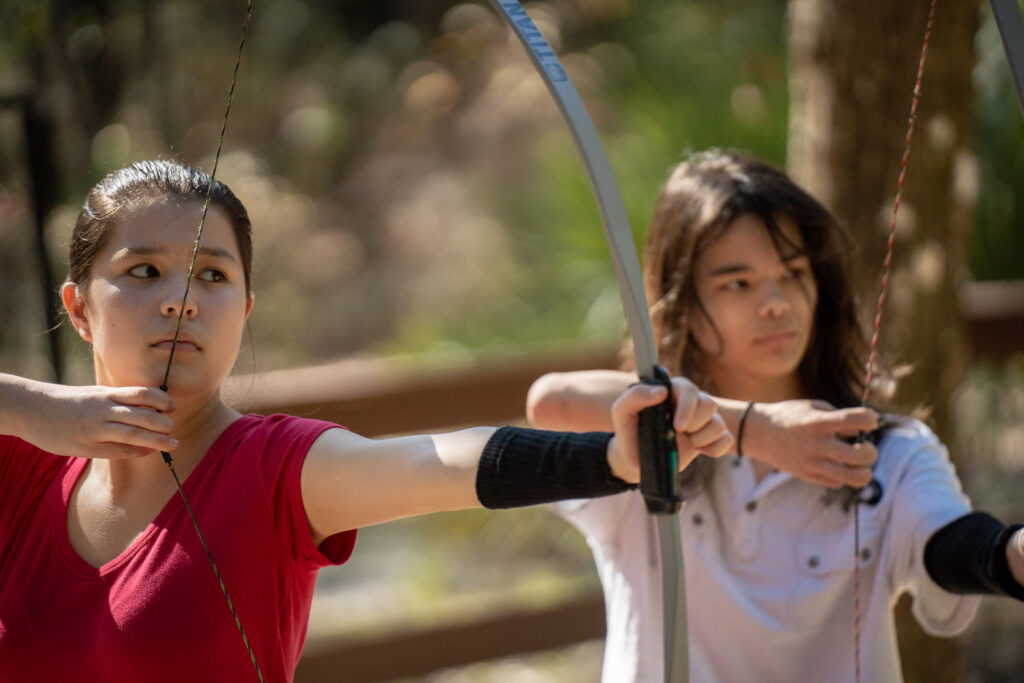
[{"xmin": 854, "ymin": 1, "xmax": 938, "ymax": 681}]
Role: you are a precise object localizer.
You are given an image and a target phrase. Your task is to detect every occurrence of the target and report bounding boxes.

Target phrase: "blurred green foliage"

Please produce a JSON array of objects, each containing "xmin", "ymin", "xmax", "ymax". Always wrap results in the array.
[
  {"xmin": 491, "ymin": 0, "xmax": 788, "ymax": 352},
  {"xmin": 1, "ymin": 0, "xmax": 1021, "ymax": 374},
  {"xmin": 973, "ymin": 3, "xmax": 1024, "ymax": 280}
]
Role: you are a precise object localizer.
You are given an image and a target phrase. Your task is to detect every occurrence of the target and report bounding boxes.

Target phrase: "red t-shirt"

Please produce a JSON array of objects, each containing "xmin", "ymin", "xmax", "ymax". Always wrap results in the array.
[{"xmin": 0, "ymin": 414, "xmax": 356, "ymax": 682}]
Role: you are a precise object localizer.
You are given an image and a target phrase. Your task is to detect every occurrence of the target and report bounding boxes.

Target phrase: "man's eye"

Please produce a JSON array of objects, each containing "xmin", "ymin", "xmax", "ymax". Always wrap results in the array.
[{"xmin": 128, "ymin": 264, "xmax": 158, "ymax": 278}]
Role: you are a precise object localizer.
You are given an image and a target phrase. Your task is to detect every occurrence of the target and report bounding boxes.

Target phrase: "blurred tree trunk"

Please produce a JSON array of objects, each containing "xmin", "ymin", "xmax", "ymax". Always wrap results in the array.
[{"xmin": 787, "ymin": 1, "xmax": 981, "ymax": 681}]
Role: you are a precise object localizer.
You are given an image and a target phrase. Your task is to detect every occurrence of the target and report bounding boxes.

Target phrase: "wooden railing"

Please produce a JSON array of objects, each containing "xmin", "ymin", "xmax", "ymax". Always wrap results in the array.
[
  {"xmin": 225, "ymin": 346, "xmax": 618, "ymax": 681},
  {"xmin": 223, "ymin": 281, "xmax": 1024, "ymax": 682}
]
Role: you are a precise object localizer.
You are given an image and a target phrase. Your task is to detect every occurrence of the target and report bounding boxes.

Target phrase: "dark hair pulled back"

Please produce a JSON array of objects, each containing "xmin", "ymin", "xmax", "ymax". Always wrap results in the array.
[{"xmin": 68, "ymin": 160, "xmax": 253, "ymax": 293}]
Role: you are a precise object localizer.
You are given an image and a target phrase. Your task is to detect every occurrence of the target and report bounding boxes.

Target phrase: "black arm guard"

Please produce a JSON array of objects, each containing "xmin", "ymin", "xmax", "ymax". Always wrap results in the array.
[
  {"xmin": 923, "ymin": 511, "xmax": 1024, "ymax": 601},
  {"xmin": 475, "ymin": 426, "xmax": 634, "ymax": 509}
]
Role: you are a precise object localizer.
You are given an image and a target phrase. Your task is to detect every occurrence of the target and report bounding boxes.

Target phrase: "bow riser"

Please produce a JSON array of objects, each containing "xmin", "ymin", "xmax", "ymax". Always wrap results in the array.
[{"xmin": 488, "ymin": 3, "xmax": 688, "ymax": 681}]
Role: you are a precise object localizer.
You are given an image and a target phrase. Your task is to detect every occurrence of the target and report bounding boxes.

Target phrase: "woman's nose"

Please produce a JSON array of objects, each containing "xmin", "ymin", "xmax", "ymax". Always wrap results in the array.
[{"xmin": 162, "ymin": 286, "xmax": 198, "ymax": 319}]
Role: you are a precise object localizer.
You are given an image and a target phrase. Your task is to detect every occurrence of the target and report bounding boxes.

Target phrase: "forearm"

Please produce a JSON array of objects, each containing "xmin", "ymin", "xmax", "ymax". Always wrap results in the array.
[
  {"xmin": 305, "ymin": 425, "xmax": 628, "ymax": 534},
  {"xmin": 708, "ymin": 398, "xmax": 880, "ymax": 488},
  {"xmin": 0, "ymin": 373, "xmax": 44, "ymax": 438},
  {"xmin": 526, "ymin": 370, "xmax": 632, "ymax": 431},
  {"xmin": 430, "ymin": 426, "xmax": 633, "ymax": 510}
]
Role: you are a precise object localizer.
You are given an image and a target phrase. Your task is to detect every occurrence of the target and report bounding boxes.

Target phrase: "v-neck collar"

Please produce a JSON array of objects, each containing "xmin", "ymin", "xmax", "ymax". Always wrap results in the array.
[{"xmin": 50, "ymin": 415, "xmax": 254, "ymax": 577}]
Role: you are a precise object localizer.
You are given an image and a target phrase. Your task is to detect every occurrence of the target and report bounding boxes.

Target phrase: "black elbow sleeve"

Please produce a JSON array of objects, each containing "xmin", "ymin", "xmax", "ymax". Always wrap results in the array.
[{"xmin": 923, "ymin": 511, "xmax": 1024, "ymax": 601}]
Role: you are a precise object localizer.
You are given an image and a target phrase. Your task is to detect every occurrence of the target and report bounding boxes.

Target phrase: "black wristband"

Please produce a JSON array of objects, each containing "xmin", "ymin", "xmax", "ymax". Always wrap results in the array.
[
  {"xmin": 736, "ymin": 401, "xmax": 755, "ymax": 458},
  {"xmin": 475, "ymin": 426, "xmax": 635, "ymax": 509},
  {"xmin": 923, "ymin": 512, "xmax": 1024, "ymax": 601}
]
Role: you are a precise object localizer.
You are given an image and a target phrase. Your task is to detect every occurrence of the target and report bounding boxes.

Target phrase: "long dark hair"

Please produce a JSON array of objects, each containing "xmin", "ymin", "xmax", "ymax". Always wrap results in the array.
[{"xmin": 634, "ymin": 150, "xmax": 876, "ymax": 492}]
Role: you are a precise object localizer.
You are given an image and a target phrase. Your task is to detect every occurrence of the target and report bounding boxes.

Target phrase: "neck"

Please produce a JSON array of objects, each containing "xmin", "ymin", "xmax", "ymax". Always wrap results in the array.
[
  {"xmin": 709, "ymin": 369, "xmax": 803, "ymax": 404},
  {"xmin": 90, "ymin": 395, "xmax": 239, "ymax": 496}
]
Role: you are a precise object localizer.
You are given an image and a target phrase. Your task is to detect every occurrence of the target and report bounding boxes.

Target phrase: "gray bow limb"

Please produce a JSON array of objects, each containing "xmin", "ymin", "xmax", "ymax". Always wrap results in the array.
[
  {"xmin": 991, "ymin": 0, "xmax": 1024, "ymax": 119},
  {"xmin": 487, "ymin": 2, "xmax": 688, "ymax": 680}
]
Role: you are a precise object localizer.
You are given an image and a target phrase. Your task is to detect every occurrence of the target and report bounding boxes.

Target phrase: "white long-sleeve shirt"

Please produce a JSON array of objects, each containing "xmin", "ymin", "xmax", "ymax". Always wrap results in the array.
[{"xmin": 555, "ymin": 419, "xmax": 979, "ymax": 682}]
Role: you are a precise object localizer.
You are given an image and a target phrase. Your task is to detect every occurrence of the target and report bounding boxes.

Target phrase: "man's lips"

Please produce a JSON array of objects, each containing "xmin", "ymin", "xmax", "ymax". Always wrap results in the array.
[{"xmin": 753, "ymin": 330, "xmax": 797, "ymax": 345}]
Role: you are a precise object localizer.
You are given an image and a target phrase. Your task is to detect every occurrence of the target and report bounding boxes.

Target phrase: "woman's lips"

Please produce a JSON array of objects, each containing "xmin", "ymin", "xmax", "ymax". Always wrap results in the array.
[{"xmin": 153, "ymin": 338, "xmax": 200, "ymax": 351}]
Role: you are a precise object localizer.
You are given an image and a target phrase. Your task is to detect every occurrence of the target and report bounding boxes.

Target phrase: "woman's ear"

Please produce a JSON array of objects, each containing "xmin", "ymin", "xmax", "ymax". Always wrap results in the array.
[
  {"xmin": 244, "ymin": 291, "xmax": 255, "ymax": 320},
  {"xmin": 61, "ymin": 282, "xmax": 93, "ymax": 342}
]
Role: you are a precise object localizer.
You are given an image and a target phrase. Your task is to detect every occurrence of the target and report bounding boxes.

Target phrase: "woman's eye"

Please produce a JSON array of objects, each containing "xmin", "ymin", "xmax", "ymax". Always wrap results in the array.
[
  {"xmin": 785, "ymin": 266, "xmax": 808, "ymax": 280},
  {"xmin": 198, "ymin": 269, "xmax": 226, "ymax": 283},
  {"xmin": 128, "ymin": 264, "xmax": 158, "ymax": 278}
]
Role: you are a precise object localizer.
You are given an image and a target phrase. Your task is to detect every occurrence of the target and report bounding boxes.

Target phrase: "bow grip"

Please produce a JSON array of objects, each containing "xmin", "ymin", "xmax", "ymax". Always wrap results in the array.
[{"xmin": 638, "ymin": 365, "xmax": 683, "ymax": 515}]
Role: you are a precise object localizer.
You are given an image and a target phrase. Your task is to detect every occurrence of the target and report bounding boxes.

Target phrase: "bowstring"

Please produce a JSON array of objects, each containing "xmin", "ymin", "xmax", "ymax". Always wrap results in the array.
[
  {"xmin": 157, "ymin": 2, "xmax": 263, "ymax": 680},
  {"xmin": 854, "ymin": 1, "xmax": 937, "ymax": 681}
]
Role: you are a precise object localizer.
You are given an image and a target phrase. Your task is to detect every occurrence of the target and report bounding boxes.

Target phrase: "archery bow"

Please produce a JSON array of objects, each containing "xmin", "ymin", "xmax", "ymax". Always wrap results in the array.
[
  {"xmin": 157, "ymin": 1, "xmax": 262, "ymax": 680},
  {"xmin": 486, "ymin": 3, "xmax": 688, "ymax": 681},
  {"xmin": 159, "ymin": 4, "xmax": 680, "ymax": 680}
]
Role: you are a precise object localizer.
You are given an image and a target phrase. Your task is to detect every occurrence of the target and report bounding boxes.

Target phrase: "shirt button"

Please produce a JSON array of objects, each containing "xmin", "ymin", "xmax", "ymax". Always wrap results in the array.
[
  {"xmin": 860, "ymin": 548, "xmax": 872, "ymax": 562},
  {"xmin": 744, "ymin": 500, "xmax": 757, "ymax": 513},
  {"xmin": 807, "ymin": 555, "xmax": 820, "ymax": 569},
  {"xmin": 692, "ymin": 513, "xmax": 704, "ymax": 526}
]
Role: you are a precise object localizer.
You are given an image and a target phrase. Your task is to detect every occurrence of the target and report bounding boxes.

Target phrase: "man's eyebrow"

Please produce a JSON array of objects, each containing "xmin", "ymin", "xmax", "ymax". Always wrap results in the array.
[
  {"xmin": 708, "ymin": 263, "xmax": 751, "ymax": 277},
  {"xmin": 781, "ymin": 249, "xmax": 810, "ymax": 262},
  {"xmin": 112, "ymin": 245, "xmax": 238, "ymax": 261},
  {"xmin": 708, "ymin": 250, "xmax": 809, "ymax": 277}
]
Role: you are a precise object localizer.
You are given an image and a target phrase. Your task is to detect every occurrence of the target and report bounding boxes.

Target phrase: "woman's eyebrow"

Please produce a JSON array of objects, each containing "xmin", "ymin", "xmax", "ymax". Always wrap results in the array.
[{"xmin": 111, "ymin": 245, "xmax": 238, "ymax": 262}]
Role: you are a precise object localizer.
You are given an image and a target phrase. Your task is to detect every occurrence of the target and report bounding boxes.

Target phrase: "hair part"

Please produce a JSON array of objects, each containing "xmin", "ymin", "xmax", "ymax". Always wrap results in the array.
[{"xmin": 68, "ymin": 160, "xmax": 253, "ymax": 293}]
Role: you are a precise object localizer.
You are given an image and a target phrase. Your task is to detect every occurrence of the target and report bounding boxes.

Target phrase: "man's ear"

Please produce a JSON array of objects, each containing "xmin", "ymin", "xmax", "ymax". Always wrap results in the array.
[{"xmin": 61, "ymin": 282, "xmax": 93, "ymax": 342}]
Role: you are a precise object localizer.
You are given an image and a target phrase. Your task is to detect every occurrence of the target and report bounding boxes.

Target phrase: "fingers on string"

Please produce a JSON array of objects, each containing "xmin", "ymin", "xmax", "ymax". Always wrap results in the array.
[
  {"xmin": 816, "ymin": 406, "xmax": 880, "ymax": 435},
  {"xmin": 108, "ymin": 404, "xmax": 177, "ymax": 435},
  {"xmin": 103, "ymin": 416, "xmax": 179, "ymax": 454},
  {"xmin": 808, "ymin": 440, "xmax": 876, "ymax": 488},
  {"xmin": 110, "ymin": 386, "xmax": 176, "ymax": 414},
  {"xmin": 816, "ymin": 459, "xmax": 874, "ymax": 489},
  {"xmin": 837, "ymin": 440, "xmax": 878, "ymax": 467}
]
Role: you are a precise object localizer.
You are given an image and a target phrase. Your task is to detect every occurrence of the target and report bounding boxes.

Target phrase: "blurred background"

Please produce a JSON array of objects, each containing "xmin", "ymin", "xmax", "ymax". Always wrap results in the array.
[{"xmin": 2, "ymin": 0, "xmax": 1023, "ymax": 680}]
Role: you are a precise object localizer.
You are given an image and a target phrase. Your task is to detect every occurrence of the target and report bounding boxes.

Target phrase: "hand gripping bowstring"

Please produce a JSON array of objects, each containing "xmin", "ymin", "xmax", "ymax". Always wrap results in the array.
[
  {"xmin": 158, "ymin": 2, "xmax": 262, "ymax": 680},
  {"xmin": 854, "ymin": 1, "xmax": 936, "ymax": 682},
  {"xmin": 488, "ymin": 3, "xmax": 688, "ymax": 681}
]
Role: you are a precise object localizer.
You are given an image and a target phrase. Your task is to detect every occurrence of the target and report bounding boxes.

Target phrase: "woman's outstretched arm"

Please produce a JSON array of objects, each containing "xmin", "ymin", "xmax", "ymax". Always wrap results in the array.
[{"xmin": 301, "ymin": 376, "xmax": 732, "ymax": 541}]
